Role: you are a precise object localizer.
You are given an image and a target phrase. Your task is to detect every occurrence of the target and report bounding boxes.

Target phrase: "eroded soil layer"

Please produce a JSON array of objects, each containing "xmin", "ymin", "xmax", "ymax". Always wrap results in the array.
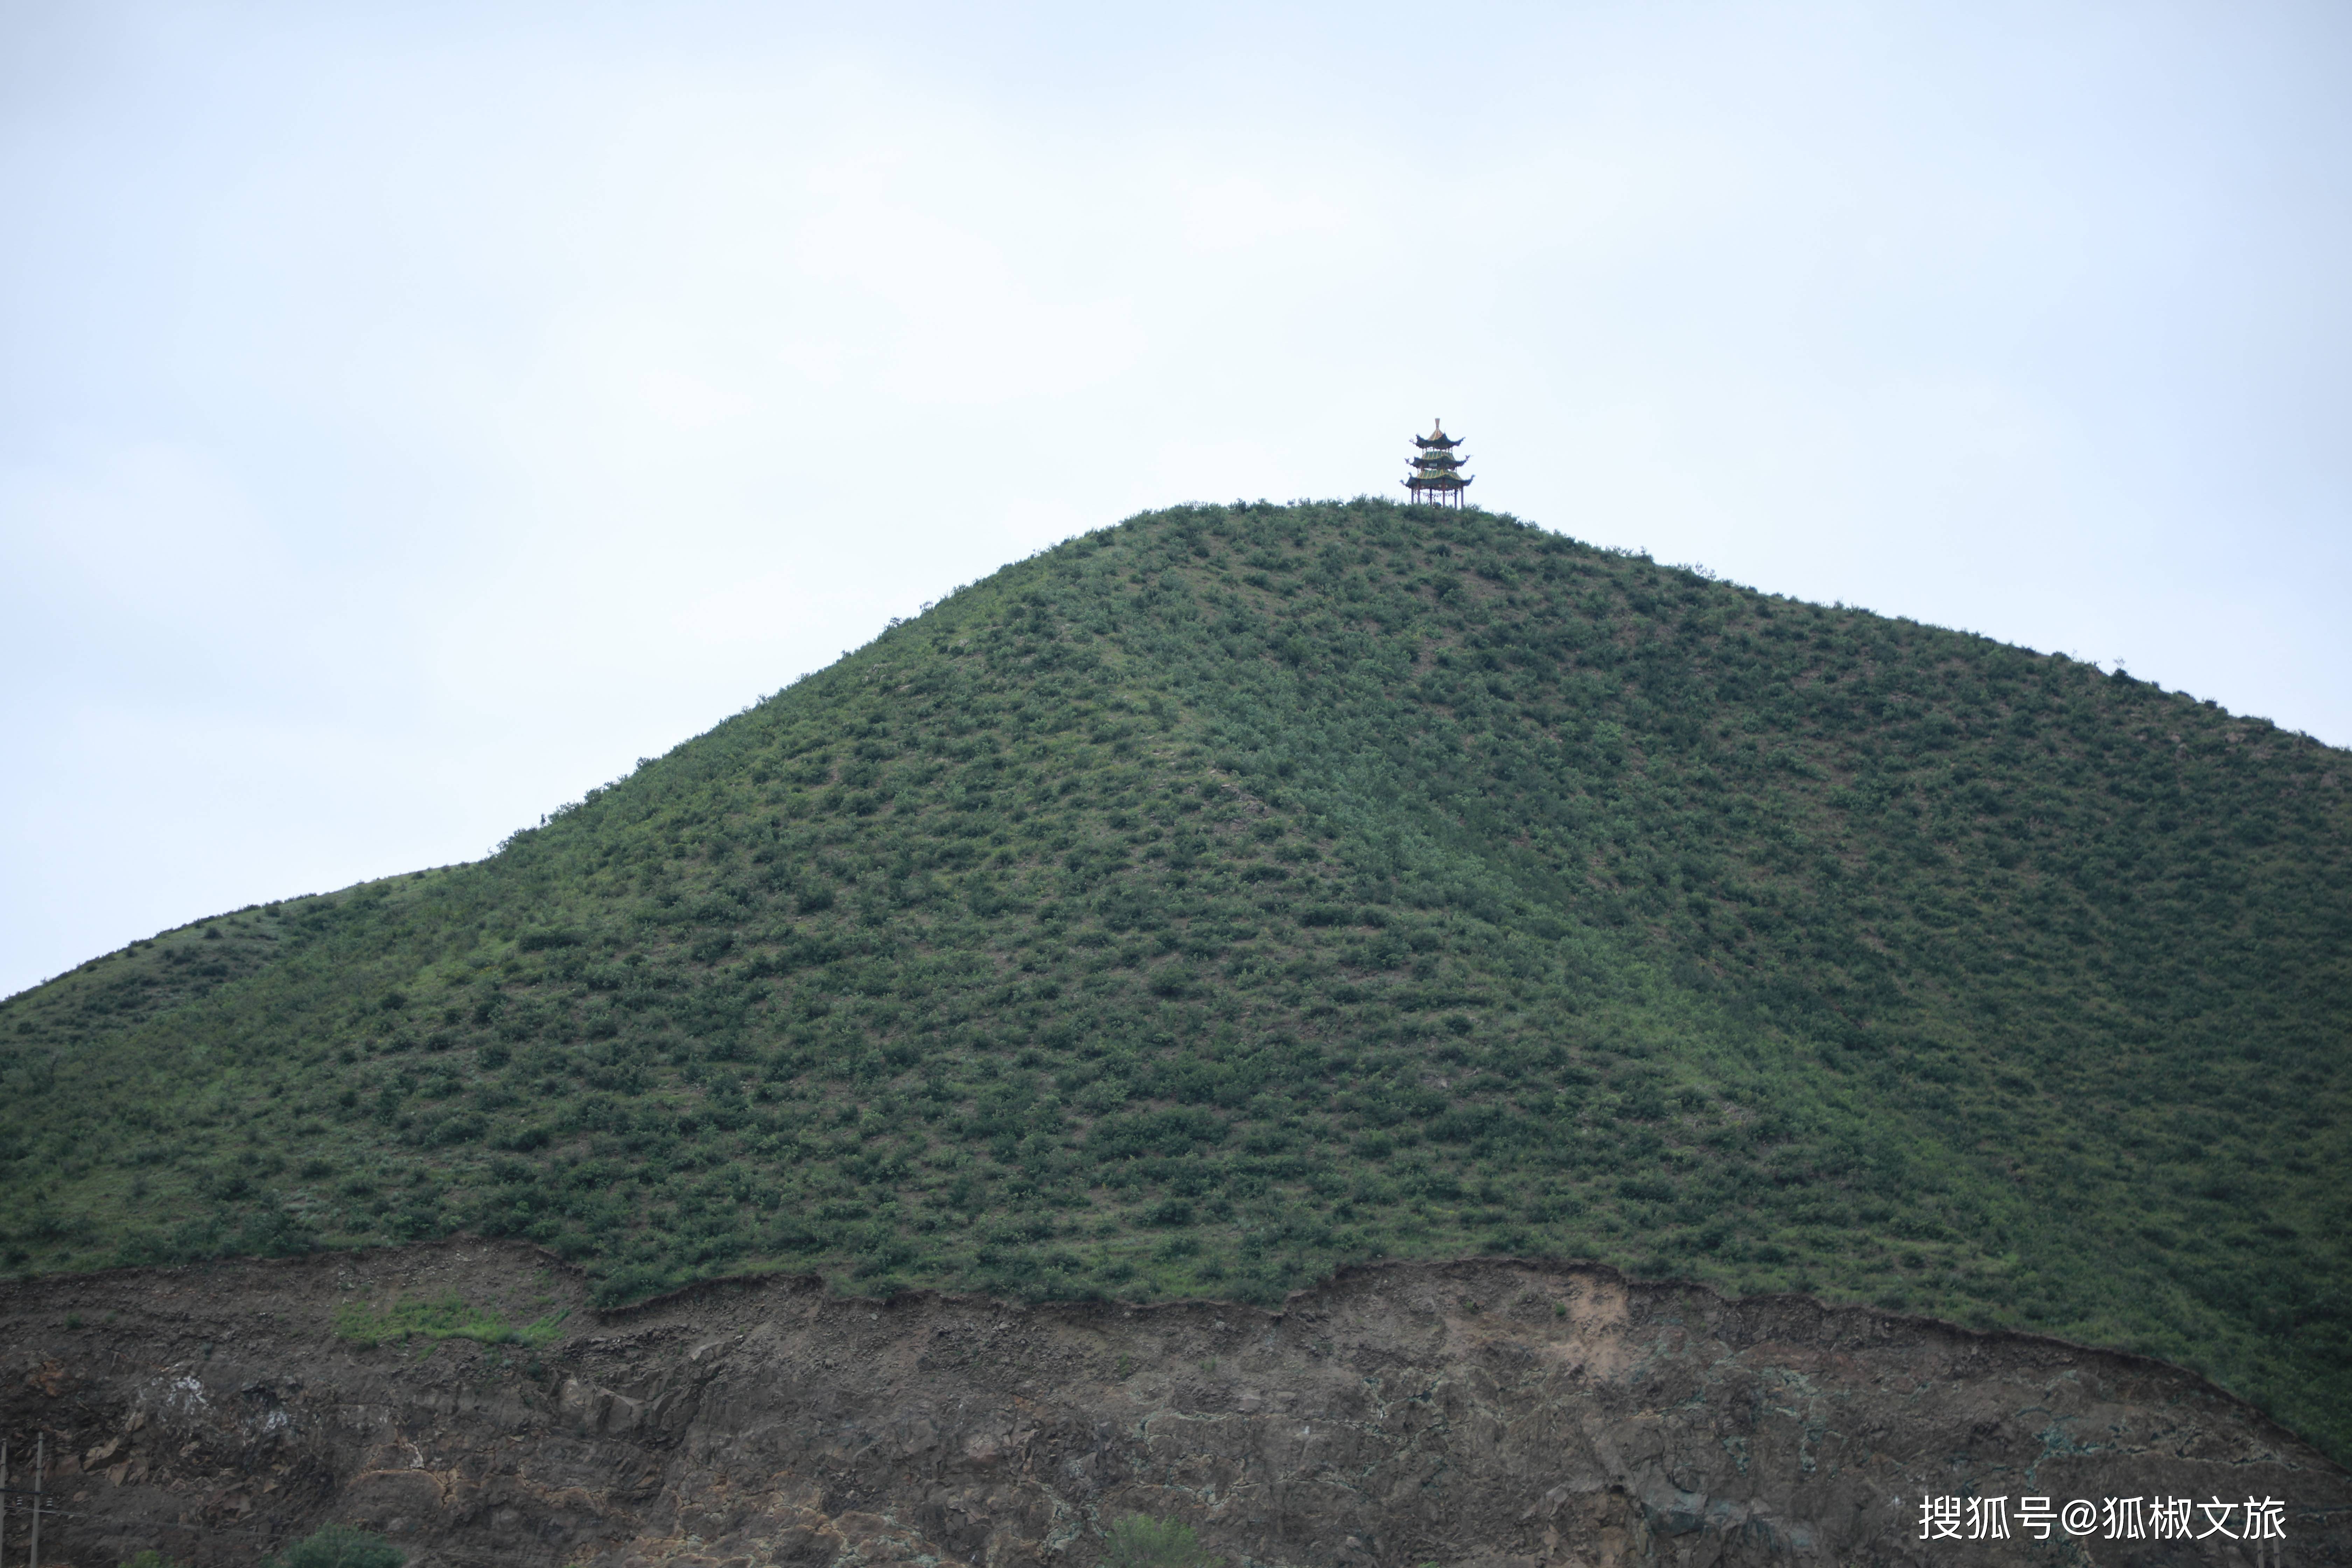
[{"xmin": 1, "ymin": 1242, "xmax": 2344, "ymax": 1568}]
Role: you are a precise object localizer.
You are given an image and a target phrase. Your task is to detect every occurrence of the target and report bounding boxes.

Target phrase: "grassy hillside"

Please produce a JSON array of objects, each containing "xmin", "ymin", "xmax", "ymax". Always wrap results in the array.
[{"xmin": 5, "ymin": 499, "xmax": 2347, "ymax": 1454}]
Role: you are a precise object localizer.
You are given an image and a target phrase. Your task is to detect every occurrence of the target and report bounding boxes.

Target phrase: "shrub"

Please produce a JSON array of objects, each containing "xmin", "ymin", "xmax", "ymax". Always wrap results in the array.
[
  {"xmin": 260, "ymin": 1524, "xmax": 404, "ymax": 1568},
  {"xmin": 1102, "ymin": 1516, "xmax": 1220, "ymax": 1568},
  {"xmin": 516, "ymin": 929, "xmax": 583, "ymax": 952}
]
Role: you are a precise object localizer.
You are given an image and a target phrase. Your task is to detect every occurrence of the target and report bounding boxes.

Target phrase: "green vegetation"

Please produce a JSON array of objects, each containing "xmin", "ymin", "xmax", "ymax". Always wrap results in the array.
[
  {"xmin": 1104, "ymin": 1515, "xmax": 1222, "ymax": 1568},
  {"xmin": 260, "ymin": 1524, "xmax": 402, "ymax": 1568},
  {"xmin": 1, "ymin": 499, "xmax": 2346, "ymax": 1457},
  {"xmin": 120, "ymin": 1552, "xmax": 187, "ymax": 1568},
  {"xmin": 331, "ymin": 1291, "xmax": 567, "ymax": 1349}
]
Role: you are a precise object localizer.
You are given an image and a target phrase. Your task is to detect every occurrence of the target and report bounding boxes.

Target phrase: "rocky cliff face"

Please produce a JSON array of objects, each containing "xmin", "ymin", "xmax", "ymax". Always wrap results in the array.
[{"xmin": 2, "ymin": 1242, "xmax": 2343, "ymax": 1568}]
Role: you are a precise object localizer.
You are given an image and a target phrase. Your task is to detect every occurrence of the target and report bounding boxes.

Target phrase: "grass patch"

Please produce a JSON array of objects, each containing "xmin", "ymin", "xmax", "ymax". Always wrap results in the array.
[
  {"xmin": 331, "ymin": 1292, "xmax": 567, "ymax": 1349},
  {"xmin": 1105, "ymin": 1514, "xmax": 1222, "ymax": 1568}
]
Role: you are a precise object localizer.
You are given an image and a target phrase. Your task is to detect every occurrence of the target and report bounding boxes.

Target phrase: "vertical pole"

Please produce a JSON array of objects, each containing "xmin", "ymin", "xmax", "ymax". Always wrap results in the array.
[
  {"xmin": 28, "ymin": 1434, "xmax": 40, "ymax": 1568},
  {"xmin": 2, "ymin": 1438, "xmax": 10, "ymax": 1568}
]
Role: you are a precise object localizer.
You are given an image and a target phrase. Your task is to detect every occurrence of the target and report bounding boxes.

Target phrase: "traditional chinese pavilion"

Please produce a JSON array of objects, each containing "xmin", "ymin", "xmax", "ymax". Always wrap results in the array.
[{"xmin": 1404, "ymin": 420, "xmax": 1473, "ymax": 507}]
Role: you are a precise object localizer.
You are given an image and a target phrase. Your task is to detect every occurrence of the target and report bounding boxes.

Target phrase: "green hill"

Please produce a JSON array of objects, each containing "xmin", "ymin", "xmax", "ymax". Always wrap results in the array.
[{"xmin": 5, "ymin": 499, "xmax": 2347, "ymax": 1454}]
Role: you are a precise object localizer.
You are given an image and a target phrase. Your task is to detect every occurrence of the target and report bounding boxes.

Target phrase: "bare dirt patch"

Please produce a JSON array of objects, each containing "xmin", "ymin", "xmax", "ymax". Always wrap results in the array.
[{"xmin": 2, "ymin": 1243, "xmax": 2343, "ymax": 1568}]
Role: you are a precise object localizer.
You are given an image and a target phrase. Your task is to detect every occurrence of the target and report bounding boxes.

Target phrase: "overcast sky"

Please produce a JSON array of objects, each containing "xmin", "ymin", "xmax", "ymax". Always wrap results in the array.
[{"xmin": 5, "ymin": 0, "xmax": 2348, "ymax": 999}]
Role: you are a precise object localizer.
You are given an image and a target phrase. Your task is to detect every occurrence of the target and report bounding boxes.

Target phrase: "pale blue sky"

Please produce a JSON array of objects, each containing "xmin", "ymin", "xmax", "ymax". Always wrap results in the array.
[{"xmin": 5, "ymin": 0, "xmax": 2349, "ymax": 998}]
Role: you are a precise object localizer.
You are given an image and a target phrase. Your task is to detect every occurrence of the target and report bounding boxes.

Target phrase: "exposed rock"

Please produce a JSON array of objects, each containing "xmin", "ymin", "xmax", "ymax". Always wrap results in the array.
[{"xmin": 0, "ymin": 1241, "xmax": 2342, "ymax": 1568}]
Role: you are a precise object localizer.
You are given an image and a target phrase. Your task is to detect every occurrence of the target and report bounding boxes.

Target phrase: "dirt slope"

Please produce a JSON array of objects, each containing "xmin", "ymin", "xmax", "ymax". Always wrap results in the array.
[{"xmin": 2, "ymin": 1242, "xmax": 2343, "ymax": 1568}]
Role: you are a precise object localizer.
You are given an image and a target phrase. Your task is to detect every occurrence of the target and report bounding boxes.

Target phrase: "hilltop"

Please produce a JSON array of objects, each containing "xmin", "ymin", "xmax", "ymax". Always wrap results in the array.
[{"xmin": 4, "ymin": 499, "xmax": 2347, "ymax": 1455}]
